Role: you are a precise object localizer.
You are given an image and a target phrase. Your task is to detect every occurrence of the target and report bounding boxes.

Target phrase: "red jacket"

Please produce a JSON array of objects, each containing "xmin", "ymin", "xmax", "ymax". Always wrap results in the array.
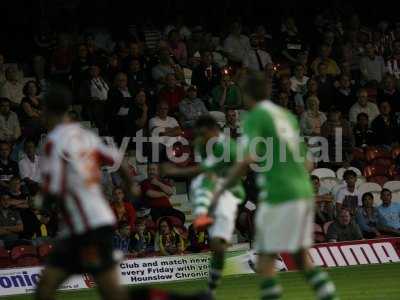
[
  {"xmin": 141, "ymin": 178, "xmax": 173, "ymax": 209},
  {"xmin": 158, "ymin": 86, "xmax": 185, "ymax": 112},
  {"xmin": 112, "ymin": 201, "xmax": 137, "ymax": 230}
]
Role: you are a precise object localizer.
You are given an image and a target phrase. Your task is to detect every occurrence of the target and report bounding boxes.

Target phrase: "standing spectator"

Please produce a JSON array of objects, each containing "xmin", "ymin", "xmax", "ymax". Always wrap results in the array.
[
  {"xmin": 243, "ymin": 34, "xmax": 272, "ymax": 71},
  {"xmin": 300, "ymin": 96, "xmax": 327, "ymax": 136},
  {"xmin": 0, "ymin": 194, "xmax": 23, "ymax": 248},
  {"xmin": 290, "ymin": 64, "xmax": 309, "ymax": 94},
  {"xmin": 0, "ymin": 98, "xmax": 21, "ymax": 143},
  {"xmin": 311, "ymin": 44, "xmax": 341, "ymax": 77},
  {"xmin": 140, "ymin": 163, "xmax": 185, "ymax": 223},
  {"xmin": 356, "ymin": 192, "xmax": 382, "ymax": 239},
  {"xmin": 154, "ymin": 217, "xmax": 185, "ymax": 256},
  {"xmin": 18, "ymin": 140, "xmax": 41, "ymax": 192},
  {"xmin": 223, "ymin": 108, "xmax": 241, "ymax": 139},
  {"xmin": 335, "ymin": 170, "xmax": 362, "ymax": 215},
  {"xmin": 111, "ymin": 187, "xmax": 137, "ymax": 231},
  {"xmin": 0, "ymin": 66, "xmax": 24, "ymax": 108},
  {"xmin": 158, "ymin": 73, "xmax": 185, "ymax": 114},
  {"xmin": 71, "ymin": 44, "xmax": 91, "ymax": 92},
  {"xmin": 353, "ymin": 113, "xmax": 375, "ymax": 148},
  {"xmin": 187, "ymin": 223, "xmax": 209, "ymax": 253},
  {"xmin": 314, "ymin": 62, "xmax": 335, "ymax": 111},
  {"xmin": 377, "ymin": 75, "xmax": 400, "ymax": 112},
  {"xmin": 349, "ymin": 88, "xmax": 380, "ymax": 125},
  {"xmin": 191, "ymin": 51, "xmax": 221, "ymax": 97},
  {"xmin": 210, "ymin": 73, "xmax": 242, "ymax": 110},
  {"xmin": 179, "ymin": 86, "xmax": 208, "ymax": 128},
  {"xmin": 326, "ymin": 209, "xmax": 363, "ymax": 242},
  {"xmin": 50, "ymin": 35, "xmax": 73, "ymax": 81},
  {"xmin": 360, "ymin": 42, "xmax": 385, "ymax": 84},
  {"xmin": 280, "ymin": 16, "xmax": 306, "ymax": 64},
  {"xmin": 334, "ymin": 74, "xmax": 356, "ymax": 116},
  {"xmin": 223, "ymin": 22, "xmax": 251, "ymax": 66},
  {"xmin": 377, "ymin": 189, "xmax": 400, "ymax": 237},
  {"xmin": 167, "ymin": 30, "xmax": 188, "ymax": 66},
  {"xmin": 0, "ymin": 142, "xmax": 19, "ymax": 190},
  {"xmin": 20, "ymin": 81, "xmax": 43, "ymax": 140},
  {"xmin": 128, "ymin": 90, "xmax": 149, "ymax": 136},
  {"xmin": 371, "ymin": 101, "xmax": 400, "ymax": 147}
]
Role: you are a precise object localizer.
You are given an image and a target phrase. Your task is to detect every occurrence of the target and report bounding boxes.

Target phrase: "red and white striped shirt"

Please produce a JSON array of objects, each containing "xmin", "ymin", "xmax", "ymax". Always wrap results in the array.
[{"xmin": 41, "ymin": 123, "xmax": 121, "ymax": 237}]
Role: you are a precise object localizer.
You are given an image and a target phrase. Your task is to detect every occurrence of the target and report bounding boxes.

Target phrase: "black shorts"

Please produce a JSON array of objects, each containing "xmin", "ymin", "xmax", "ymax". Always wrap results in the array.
[{"xmin": 47, "ymin": 226, "xmax": 118, "ymax": 275}]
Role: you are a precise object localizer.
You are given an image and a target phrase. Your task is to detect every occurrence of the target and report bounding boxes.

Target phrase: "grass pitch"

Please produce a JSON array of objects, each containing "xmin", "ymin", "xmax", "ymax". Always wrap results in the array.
[{"xmin": 7, "ymin": 263, "xmax": 400, "ymax": 300}]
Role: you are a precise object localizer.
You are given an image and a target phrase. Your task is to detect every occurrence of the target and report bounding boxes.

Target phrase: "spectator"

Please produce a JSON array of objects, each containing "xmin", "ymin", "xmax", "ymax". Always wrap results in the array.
[
  {"xmin": 167, "ymin": 29, "xmax": 188, "ymax": 66},
  {"xmin": 311, "ymin": 175, "xmax": 334, "ymax": 226},
  {"xmin": 158, "ymin": 73, "xmax": 185, "ymax": 114},
  {"xmin": 131, "ymin": 219, "xmax": 154, "ymax": 256},
  {"xmin": 111, "ymin": 187, "xmax": 137, "ymax": 231},
  {"xmin": 371, "ymin": 101, "xmax": 400, "ymax": 147},
  {"xmin": 275, "ymin": 90, "xmax": 294, "ymax": 112},
  {"xmin": 210, "ymin": 72, "xmax": 242, "ymax": 110},
  {"xmin": 50, "ymin": 34, "xmax": 73, "ymax": 80},
  {"xmin": 314, "ymin": 62, "xmax": 335, "ymax": 111},
  {"xmin": 360, "ymin": 42, "xmax": 385, "ymax": 84},
  {"xmin": 151, "ymin": 51, "xmax": 183, "ymax": 85},
  {"xmin": 187, "ymin": 223, "xmax": 209, "ymax": 253},
  {"xmin": 377, "ymin": 189, "xmax": 400, "ymax": 237},
  {"xmin": 304, "ymin": 78, "xmax": 319, "ymax": 99},
  {"xmin": 335, "ymin": 170, "xmax": 362, "ymax": 215},
  {"xmin": 113, "ymin": 221, "xmax": 134, "ymax": 255},
  {"xmin": 280, "ymin": 16, "xmax": 305, "ymax": 64},
  {"xmin": 300, "ymin": 96, "xmax": 327, "ymax": 136},
  {"xmin": 123, "ymin": 42, "xmax": 146, "ymax": 71},
  {"xmin": 0, "ymin": 194, "xmax": 23, "ymax": 248},
  {"xmin": 140, "ymin": 163, "xmax": 185, "ymax": 223},
  {"xmin": 0, "ymin": 97, "xmax": 21, "ymax": 143},
  {"xmin": 71, "ymin": 44, "xmax": 92, "ymax": 91},
  {"xmin": 191, "ymin": 51, "xmax": 221, "ymax": 97},
  {"xmin": 126, "ymin": 59, "xmax": 149, "ymax": 92},
  {"xmin": 326, "ymin": 209, "xmax": 363, "ymax": 242},
  {"xmin": 154, "ymin": 217, "xmax": 185, "ymax": 256},
  {"xmin": 349, "ymin": 88, "xmax": 379, "ymax": 125},
  {"xmin": 19, "ymin": 140, "xmax": 41, "ymax": 192},
  {"xmin": 243, "ymin": 34, "xmax": 272, "ymax": 71},
  {"xmin": 20, "ymin": 81, "xmax": 43, "ymax": 139},
  {"xmin": 223, "ymin": 108, "xmax": 241, "ymax": 139},
  {"xmin": 179, "ymin": 85, "xmax": 208, "ymax": 128},
  {"xmin": 290, "ymin": 64, "xmax": 309, "ymax": 95},
  {"xmin": 377, "ymin": 75, "xmax": 400, "ymax": 112},
  {"xmin": 0, "ymin": 142, "xmax": 19, "ymax": 190},
  {"xmin": 223, "ymin": 22, "xmax": 251, "ymax": 65},
  {"xmin": 353, "ymin": 113, "xmax": 375, "ymax": 148},
  {"xmin": 311, "ymin": 44, "xmax": 341, "ymax": 77},
  {"xmin": 0, "ymin": 66, "xmax": 24, "ymax": 108},
  {"xmin": 128, "ymin": 90, "xmax": 149, "ymax": 135},
  {"xmin": 356, "ymin": 192, "xmax": 382, "ymax": 239},
  {"xmin": 334, "ymin": 74, "xmax": 356, "ymax": 116}
]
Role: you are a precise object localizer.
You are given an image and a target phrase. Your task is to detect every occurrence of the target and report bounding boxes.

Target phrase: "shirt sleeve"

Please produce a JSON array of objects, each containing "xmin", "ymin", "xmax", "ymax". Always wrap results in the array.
[
  {"xmin": 18, "ymin": 159, "xmax": 29, "ymax": 180},
  {"xmin": 335, "ymin": 189, "xmax": 345, "ymax": 204}
]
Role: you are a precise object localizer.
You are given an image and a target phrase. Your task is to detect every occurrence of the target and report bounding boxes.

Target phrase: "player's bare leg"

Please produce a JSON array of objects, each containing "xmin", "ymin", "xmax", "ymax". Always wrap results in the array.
[
  {"xmin": 94, "ymin": 266, "xmax": 128, "ymax": 300},
  {"xmin": 258, "ymin": 254, "xmax": 283, "ymax": 300},
  {"xmin": 293, "ymin": 249, "xmax": 339, "ymax": 300},
  {"xmin": 35, "ymin": 266, "xmax": 70, "ymax": 300},
  {"xmin": 207, "ymin": 237, "xmax": 227, "ymax": 297}
]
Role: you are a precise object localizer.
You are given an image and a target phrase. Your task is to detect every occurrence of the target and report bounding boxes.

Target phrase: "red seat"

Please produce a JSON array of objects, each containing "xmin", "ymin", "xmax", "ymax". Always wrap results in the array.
[
  {"xmin": 38, "ymin": 244, "xmax": 54, "ymax": 260},
  {"xmin": 0, "ymin": 248, "xmax": 12, "ymax": 268},
  {"xmin": 11, "ymin": 245, "xmax": 40, "ymax": 267},
  {"xmin": 365, "ymin": 147, "xmax": 391, "ymax": 161},
  {"xmin": 363, "ymin": 164, "xmax": 388, "ymax": 178},
  {"xmin": 372, "ymin": 157, "xmax": 394, "ymax": 168},
  {"xmin": 368, "ymin": 176, "xmax": 389, "ymax": 186},
  {"xmin": 352, "ymin": 147, "xmax": 366, "ymax": 161}
]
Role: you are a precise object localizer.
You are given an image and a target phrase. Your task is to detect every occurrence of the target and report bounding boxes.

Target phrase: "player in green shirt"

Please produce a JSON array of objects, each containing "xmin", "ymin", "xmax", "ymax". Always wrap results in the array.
[
  {"xmin": 163, "ymin": 115, "xmax": 245, "ymax": 299},
  {"xmin": 212, "ymin": 73, "xmax": 339, "ymax": 300}
]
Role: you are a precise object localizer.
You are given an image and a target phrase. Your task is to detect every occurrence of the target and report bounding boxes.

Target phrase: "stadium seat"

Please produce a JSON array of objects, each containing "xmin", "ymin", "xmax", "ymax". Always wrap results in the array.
[
  {"xmin": 372, "ymin": 157, "xmax": 394, "ymax": 168},
  {"xmin": 358, "ymin": 182, "xmax": 382, "ymax": 196},
  {"xmin": 11, "ymin": 245, "xmax": 40, "ymax": 267},
  {"xmin": 392, "ymin": 191, "xmax": 400, "ymax": 204},
  {"xmin": 209, "ymin": 111, "xmax": 226, "ymax": 126},
  {"xmin": 336, "ymin": 167, "xmax": 362, "ymax": 180},
  {"xmin": 0, "ymin": 247, "xmax": 12, "ymax": 268},
  {"xmin": 356, "ymin": 176, "xmax": 366, "ymax": 187},
  {"xmin": 383, "ymin": 180, "xmax": 400, "ymax": 192},
  {"xmin": 365, "ymin": 147, "xmax": 391, "ymax": 162},
  {"xmin": 368, "ymin": 176, "xmax": 389, "ymax": 186},
  {"xmin": 320, "ymin": 177, "xmax": 340, "ymax": 192},
  {"xmin": 311, "ymin": 168, "xmax": 336, "ymax": 179},
  {"xmin": 372, "ymin": 192, "xmax": 382, "ymax": 206},
  {"xmin": 38, "ymin": 244, "xmax": 54, "ymax": 261},
  {"xmin": 363, "ymin": 164, "xmax": 388, "ymax": 178},
  {"xmin": 352, "ymin": 147, "xmax": 366, "ymax": 161}
]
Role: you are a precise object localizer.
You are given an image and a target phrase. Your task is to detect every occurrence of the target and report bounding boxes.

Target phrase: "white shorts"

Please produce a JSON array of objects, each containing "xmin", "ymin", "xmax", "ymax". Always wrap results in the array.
[
  {"xmin": 255, "ymin": 199, "xmax": 314, "ymax": 254},
  {"xmin": 209, "ymin": 190, "xmax": 240, "ymax": 242}
]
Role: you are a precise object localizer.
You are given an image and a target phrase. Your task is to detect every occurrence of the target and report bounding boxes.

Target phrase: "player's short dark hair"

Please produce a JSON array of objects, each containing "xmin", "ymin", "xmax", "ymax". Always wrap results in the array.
[
  {"xmin": 242, "ymin": 72, "xmax": 268, "ymax": 101},
  {"xmin": 195, "ymin": 115, "xmax": 219, "ymax": 130},
  {"xmin": 43, "ymin": 84, "xmax": 72, "ymax": 115},
  {"xmin": 343, "ymin": 170, "xmax": 357, "ymax": 179}
]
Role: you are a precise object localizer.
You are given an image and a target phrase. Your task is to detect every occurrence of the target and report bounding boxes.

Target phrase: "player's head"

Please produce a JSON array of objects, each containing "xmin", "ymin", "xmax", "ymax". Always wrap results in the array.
[
  {"xmin": 194, "ymin": 115, "xmax": 220, "ymax": 145},
  {"xmin": 343, "ymin": 170, "xmax": 357, "ymax": 188},
  {"xmin": 242, "ymin": 72, "xmax": 268, "ymax": 108},
  {"xmin": 42, "ymin": 84, "xmax": 72, "ymax": 124}
]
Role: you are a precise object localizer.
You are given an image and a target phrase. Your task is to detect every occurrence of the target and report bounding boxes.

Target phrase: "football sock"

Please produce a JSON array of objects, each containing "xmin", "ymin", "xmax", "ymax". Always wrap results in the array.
[
  {"xmin": 305, "ymin": 267, "xmax": 339, "ymax": 300},
  {"xmin": 260, "ymin": 277, "xmax": 283, "ymax": 300}
]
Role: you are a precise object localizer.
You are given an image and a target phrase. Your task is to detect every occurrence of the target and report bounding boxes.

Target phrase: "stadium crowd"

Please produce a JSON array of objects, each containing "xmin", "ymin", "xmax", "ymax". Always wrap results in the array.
[{"xmin": 2, "ymin": 10, "xmax": 400, "ymax": 263}]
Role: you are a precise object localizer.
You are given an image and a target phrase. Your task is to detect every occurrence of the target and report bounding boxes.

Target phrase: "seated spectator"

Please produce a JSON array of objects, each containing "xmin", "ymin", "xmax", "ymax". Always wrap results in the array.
[
  {"xmin": 0, "ymin": 194, "xmax": 23, "ymax": 248},
  {"xmin": 113, "ymin": 221, "xmax": 134, "ymax": 255},
  {"xmin": 223, "ymin": 108, "xmax": 241, "ymax": 139},
  {"xmin": 300, "ymin": 96, "xmax": 326, "ymax": 136},
  {"xmin": 0, "ymin": 66, "xmax": 24, "ymax": 108},
  {"xmin": 334, "ymin": 74, "xmax": 356, "ymax": 116},
  {"xmin": 167, "ymin": 29, "xmax": 188, "ymax": 66},
  {"xmin": 126, "ymin": 59, "xmax": 149, "ymax": 92},
  {"xmin": 377, "ymin": 189, "xmax": 400, "ymax": 237},
  {"xmin": 311, "ymin": 175, "xmax": 334, "ymax": 226},
  {"xmin": 223, "ymin": 22, "xmax": 250, "ymax": 66},
  {"xmin": 290, "ymin": 64, "xmax": 309, "ymax": 95},
  {"xmin": 303, "ymin": 78, "xmax": 319, "ymax": 101},
  {"xmin": 111, "ymin": 187, "xmax": 137, "ymax": 231},
  {"xmin": 179, "ymin": 85, "xmax": 208, "ymax": 128},
  {"xmin": 210, "ymin": 72, "xmax": 242, "ymax": 111},
  {"xmin": 360, "ymin": 42, "xmax": 385, "ymax": 84},
  {"xmin": 377, "ymin": 74, "xmax": 400, "ymax": 111},
  {"xmin": 191, "ymin": 51, "xmax": 221, "ymax": 97},
  {"xmin": 349, "ymin": 88, "xmax": 379, "ymax": 125},
  {"xmin": 311, "ymin": 44, "xmax": 341, "ymax": 77},
  {"xmin": 371, "ymin": 101, "xmax": 400, "ymax": 147},
  {"xmin": 356, "ymin": 192, "xmax": 382, "ymax": 239},
  {"xmin": 335, "ymin": 170, "xmax": 362, "ymax": 215},
  {"xmin": 154, "ymin": 217, "xmax": 185, "ymax": 256},
  {"xmin": 187, "ymin": 223, "xmax": 209, "ymax": 253},
  {"xmin": 326, "ymin": 209, "xmax": 363, "ymax": 242},
  {"xmin": 151, "ymin": 50, "xmax": 183, "ymax": 85},
  {"xmin": 140, "ymin": 163, "xmax": 185, "ymax": 223},
  {"xmin": 158, "ymin": 73, "xmax": 185, "ymax": 114},
  {"xmin": 131, "ymin": 219, "xmax": 154, "ymax": 256},
  {"xmin": 243, "ymin": 34, "xmax": 272, "ymax": 72},
  {"xmin": 20, "ymin": 80, "xmax": 43, "ymax": 140},
  {"xmin": 314, "ymin": 62, "xmax": 335, "ymax": 111},
  {"xmin": 353, "ymin": 113, "xmax": 375, "ymax": 148},
  {"xmin": 0, "ymin": 142, "xmax": 19, "ymax": 190},
  {"xmin": 0, "ymin": 97, "xmax": 21, "ymax": 143},
  {"xmin": 128, "ymin": 90, "xmax": 148, "ymax": 136}
]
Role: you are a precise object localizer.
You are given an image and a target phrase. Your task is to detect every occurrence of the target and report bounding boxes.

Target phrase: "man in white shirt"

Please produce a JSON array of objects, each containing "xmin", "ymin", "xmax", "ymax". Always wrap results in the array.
[
  {"xmin": 223, "ymin": 22, "xmax": 251, "ymax": 64},
  {"xmin": 19, "ymin": 140, "xmax": 41, "ymax": 184},
  {"xmin": 360, "ymin": 42, "xmax": 385, "ymax": 83},
  {"xmin": 349, "ymin": 88, "xmax": 379, "ymax": 125},
  {"xmin": 0, "ymin": 66, "xmax": 24, "ymax": 107},
  {"xmin": 243, "ymin": 34, "xmax": 272, "ymax": 71},
  {"xmin": 0, "ymin": 97, "xmax": 21, "ymax": 143},
  {"xmin": 335, "ymin": 170, "xmax": 362, "ymax": 216}
]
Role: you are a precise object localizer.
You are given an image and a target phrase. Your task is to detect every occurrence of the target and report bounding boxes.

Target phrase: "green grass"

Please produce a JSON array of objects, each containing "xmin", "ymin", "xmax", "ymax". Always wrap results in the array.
[{"xmin": 6, "ymin": 263, "xmax": 400, "ymax": 300}]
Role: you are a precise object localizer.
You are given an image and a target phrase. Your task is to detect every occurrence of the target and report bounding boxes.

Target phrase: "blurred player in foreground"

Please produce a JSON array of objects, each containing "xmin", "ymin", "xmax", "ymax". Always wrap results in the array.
[
  {"xmin": 212, "ymin": 73, "xmax": 339, "ymax": 300},
  {"xmin": 163, "ymin": 115, "xmax": 245, "ymax": 299}
]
